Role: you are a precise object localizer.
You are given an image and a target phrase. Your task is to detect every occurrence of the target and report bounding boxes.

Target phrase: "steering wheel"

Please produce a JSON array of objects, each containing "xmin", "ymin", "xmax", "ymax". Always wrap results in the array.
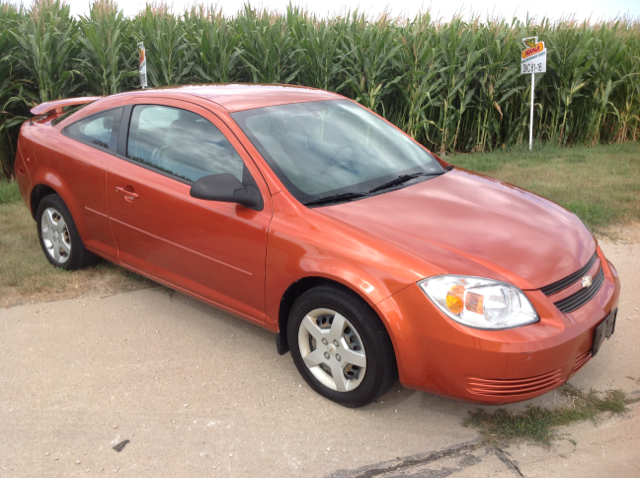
[{"xmin": 324, "ymin": 144, "xmax": 353, "ymax": 172}]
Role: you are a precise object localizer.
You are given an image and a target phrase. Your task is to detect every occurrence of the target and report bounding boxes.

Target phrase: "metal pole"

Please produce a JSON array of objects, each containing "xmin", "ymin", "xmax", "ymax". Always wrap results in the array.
[{"xmin": 529, "ymin": 72, "xmax": 534, "ymax": 150}]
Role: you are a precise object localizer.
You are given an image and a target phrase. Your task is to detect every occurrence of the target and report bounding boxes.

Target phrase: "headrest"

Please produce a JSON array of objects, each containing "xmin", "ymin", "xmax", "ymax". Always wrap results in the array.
[
  {"xmin": 165, "ymin": 119, "xmax": 197, "ymax": 148},
  {"xmin": 101, "ymin": 116, "xmax": 114, "ymax": 130}
]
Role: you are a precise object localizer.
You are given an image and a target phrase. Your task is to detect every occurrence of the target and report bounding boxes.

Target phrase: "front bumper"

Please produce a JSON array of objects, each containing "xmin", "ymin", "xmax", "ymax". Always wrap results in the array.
[{"xmin": 377, "ymin": 247, "xmax": 621, "ymax": 404}]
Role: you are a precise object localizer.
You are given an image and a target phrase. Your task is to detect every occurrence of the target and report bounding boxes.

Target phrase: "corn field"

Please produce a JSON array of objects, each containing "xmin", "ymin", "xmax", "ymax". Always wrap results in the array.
[{"xmin": 1, "ymin": 0, "xmax": 639, "ymax": 178}]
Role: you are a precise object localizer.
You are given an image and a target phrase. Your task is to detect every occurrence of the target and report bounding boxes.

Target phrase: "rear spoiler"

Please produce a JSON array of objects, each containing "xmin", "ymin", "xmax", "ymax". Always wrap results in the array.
[{"xmin": 30, "ymin": 96, "xmax": 103, "ymax": 117}]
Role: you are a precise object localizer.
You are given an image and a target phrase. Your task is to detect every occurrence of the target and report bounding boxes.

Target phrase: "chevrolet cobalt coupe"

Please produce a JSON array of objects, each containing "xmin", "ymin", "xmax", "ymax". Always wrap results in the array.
[{"xmin": 15, "ymin": 84, "xmax": 620, "ymax": 407}]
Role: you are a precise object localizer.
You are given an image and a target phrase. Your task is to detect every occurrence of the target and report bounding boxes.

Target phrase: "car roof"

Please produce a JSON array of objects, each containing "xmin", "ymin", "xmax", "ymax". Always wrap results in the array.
[{"xmin": 123, "ymin": 83, "xmax": 343, "ymax": 113}]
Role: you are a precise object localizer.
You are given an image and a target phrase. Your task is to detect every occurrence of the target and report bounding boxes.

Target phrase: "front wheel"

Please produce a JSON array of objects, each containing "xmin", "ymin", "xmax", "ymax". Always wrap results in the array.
[{"xmin": 287, "ymin": 285, "xmax": 397, "ymax": 408}]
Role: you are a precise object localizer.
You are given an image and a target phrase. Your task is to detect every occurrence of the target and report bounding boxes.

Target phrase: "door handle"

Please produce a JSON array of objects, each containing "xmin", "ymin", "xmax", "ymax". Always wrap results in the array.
[{"xmin": 115, "ymin": 186, "xmax": 139, "ymax": 201}]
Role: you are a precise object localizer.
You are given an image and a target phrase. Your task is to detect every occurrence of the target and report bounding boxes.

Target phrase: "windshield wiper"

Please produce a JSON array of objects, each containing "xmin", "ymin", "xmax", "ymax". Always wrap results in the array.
[
  {"xmin": 304, "ymin": 191, "xmax": 369, "ymax": 207},
  {"xmin": 304, "ymin": 169, "xmax": 450, "ymax": 207},
  {"xmin": 368, "ymin": 171, "xmax": 446, "ymax": 194}
]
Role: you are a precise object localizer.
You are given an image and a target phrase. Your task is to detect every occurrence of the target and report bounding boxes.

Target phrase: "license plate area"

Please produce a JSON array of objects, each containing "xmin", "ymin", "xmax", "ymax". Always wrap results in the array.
[{"xmin": 592, "ymin": 308, "xmax": 617, "ymax": 357}]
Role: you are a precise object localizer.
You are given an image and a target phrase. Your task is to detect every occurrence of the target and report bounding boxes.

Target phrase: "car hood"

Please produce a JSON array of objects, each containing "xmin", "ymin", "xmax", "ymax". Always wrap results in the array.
[{"xmin": 317, "ymin": 169, "xmax": 596, "ymax": 290}]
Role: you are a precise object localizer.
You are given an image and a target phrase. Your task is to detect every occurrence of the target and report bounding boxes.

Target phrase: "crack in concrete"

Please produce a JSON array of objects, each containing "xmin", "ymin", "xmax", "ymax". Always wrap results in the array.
[
  {"xmin": 328, "ymin": 440, "xmax": 529, "ymax": 478},
  {"xmin": 327, "ymin": 441, "xmax": 481, "ymax": 478},
  {"xmin": 493, "ymin": 446, "xmax": 525, "ymax": 478}
]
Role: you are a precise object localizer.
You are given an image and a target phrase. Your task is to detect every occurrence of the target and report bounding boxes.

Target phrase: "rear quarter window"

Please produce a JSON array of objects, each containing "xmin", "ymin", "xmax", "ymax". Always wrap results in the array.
[{"xmin": 63, "ymin": 107, "xmax": 123, "ymax": 152}]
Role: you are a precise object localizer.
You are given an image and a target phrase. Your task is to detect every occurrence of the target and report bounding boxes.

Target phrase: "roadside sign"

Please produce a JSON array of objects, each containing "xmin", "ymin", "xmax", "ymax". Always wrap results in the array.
[
  {"xmin": 138, "ymin": 42, "xmax": 147, "ymax": 88},
  {"xmin": 521, "ymin": 37, "xmax": 547, "ymax": 150},
  {"xmin": 521, "ymin": 41, "xmax": 547, "ymax": 74}
]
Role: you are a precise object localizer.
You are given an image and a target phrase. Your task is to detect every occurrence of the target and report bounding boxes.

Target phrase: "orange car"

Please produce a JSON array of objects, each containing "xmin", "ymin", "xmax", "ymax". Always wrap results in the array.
[{"xmin": 15, "ymin": 84, "xmax": 620, "ymax": 407}]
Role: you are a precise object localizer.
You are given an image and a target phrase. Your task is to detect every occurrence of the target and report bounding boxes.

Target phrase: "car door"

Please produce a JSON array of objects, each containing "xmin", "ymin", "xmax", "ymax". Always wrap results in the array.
[
  {"xmin": 106, "ymin": 98, "xmax": 272, "ymax": 323},
  {"xmin": 55, "ymin": 106, "xmax": 124, "ymax": 261}
]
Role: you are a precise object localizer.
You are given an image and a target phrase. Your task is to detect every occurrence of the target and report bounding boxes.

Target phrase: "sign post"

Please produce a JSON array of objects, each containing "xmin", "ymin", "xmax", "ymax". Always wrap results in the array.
[
  {"xmin": 521, "ymin": 37, "xmax": 546, "ymax": 150},
  {"xmin": 138, "ymin": 42, "xmax": 147, "ymax": 89}
]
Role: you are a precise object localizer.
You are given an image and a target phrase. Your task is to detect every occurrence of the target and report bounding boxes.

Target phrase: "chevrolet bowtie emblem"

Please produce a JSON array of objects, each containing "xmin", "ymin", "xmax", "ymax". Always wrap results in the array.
[{"xmin": 582, "ymin": 275, "xmax": 593, "ymax": 288}]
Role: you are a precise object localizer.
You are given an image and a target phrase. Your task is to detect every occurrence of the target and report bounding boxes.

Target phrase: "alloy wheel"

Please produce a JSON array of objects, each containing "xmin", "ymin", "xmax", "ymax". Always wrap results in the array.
[
  {"xmin": 297, "ymin": 308, "xmax": 367, "ymax": 392},
  {"xmin": 40, "ymin": 207, "xmax": 71, "ymax": 264}
]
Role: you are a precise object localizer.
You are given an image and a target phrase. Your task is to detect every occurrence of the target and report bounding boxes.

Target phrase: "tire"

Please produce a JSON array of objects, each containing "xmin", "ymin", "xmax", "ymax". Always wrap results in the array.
[
  {"xmin": 287, "ymin": 284, "xmax": 398, "ymax": 408},
  {"xmin": 36, "ymin": 194, "xmax": 97, "ymax": 271}
]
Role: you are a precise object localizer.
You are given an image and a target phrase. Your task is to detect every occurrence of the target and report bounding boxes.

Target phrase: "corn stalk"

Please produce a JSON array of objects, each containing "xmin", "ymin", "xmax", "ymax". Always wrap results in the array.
[
  {"xmin": 78, "ymin": 0, "xmax": 137, "ymax": 95},
  {"xmin": 1, "ymin": 1, "xmax": 640, "ymax": 178}
]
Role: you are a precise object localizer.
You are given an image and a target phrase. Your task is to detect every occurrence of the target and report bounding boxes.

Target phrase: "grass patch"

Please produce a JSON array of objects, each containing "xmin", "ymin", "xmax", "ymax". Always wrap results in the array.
[
  {"xmin": 448, "ymin": 143, "xmax": 640, "ymax": 231},
  {"xmin": 463, "ymin": 386, "xmax": 632, "ymax": 446},
  {"xmin": 0, "ymin": 180, "xmax": 21, "ymax": 205},
  {"xmin": 0, "ymin": 202, "xmax": 153, "ymax": 307}
]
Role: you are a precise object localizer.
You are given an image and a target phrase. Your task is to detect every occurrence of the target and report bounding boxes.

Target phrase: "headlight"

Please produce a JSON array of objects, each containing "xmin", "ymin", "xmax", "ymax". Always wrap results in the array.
[{"xmin": 418, "ymin": 275, "xmax": 539, "ymax": 329}]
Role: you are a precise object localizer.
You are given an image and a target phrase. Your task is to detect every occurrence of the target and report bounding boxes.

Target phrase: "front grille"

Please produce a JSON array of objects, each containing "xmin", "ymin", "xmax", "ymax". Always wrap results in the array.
[
  {"xmin": 466, "ymin": 369, "xmax": 564, "ymax": 397},
  {"xmin": 541, "ymin": 252, "xmax": 598, "ymax": 296},
  {"xmin": 573, "ymin": 350, "xmax": 592, "ymax": 373},
  {"xmin": 553, "ymin": 267, "xmax": 604, "ymax": 313}
]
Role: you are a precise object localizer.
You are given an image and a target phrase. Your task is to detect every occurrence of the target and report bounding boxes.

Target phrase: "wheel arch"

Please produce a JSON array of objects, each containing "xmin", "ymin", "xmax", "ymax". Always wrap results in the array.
[
  {"xmin": 27, "ymin": 171, "xmax": 90, "ymax": 242},
  {"xmin": 275, "ymin": 275, "xmax": 400, "ymax": 366},
  {"xmin": 30, "ymin": 183, "xmax": 58, "ymax": 219}
]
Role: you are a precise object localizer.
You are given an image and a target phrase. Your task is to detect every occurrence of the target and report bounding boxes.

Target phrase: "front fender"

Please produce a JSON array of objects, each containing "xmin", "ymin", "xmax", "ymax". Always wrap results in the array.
[{"xmin": 264, "ymin": 193, "xmax": 435, "ymax": 344}]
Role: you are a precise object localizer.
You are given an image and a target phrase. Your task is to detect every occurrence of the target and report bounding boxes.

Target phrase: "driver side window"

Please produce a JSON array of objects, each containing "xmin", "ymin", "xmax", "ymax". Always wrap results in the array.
[{"xmin": 126, "ymin": 105, "xmax": 245, "ymax": 183}]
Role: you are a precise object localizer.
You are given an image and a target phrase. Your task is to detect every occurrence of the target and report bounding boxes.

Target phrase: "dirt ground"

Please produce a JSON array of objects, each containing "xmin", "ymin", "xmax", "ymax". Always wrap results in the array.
[
  {"xmin": 0, "ymin": 240, "xmax": 639, "ymax": 477},
  {"xmin": 598, "ymin": 221, "xmax": 640, "ymax": 244}
]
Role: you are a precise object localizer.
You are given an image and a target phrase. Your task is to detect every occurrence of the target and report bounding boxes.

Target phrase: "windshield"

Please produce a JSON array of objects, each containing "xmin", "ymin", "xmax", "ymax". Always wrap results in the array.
[{"xmin": 232, "ymin": 100, "xmax": 443, "ymax": 204}]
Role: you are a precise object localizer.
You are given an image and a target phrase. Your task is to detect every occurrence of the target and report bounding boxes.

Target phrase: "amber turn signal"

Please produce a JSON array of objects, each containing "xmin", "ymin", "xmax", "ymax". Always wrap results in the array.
[{"xmin": 445, "ymin": 284, "xmax": 465, "ymax": 314}]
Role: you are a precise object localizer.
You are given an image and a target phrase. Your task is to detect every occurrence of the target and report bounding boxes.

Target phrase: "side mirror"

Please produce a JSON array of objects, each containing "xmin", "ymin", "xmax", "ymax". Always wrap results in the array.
[{"xmin": 190, "ymin": 174, "xmax": 263, "ymax": 211}]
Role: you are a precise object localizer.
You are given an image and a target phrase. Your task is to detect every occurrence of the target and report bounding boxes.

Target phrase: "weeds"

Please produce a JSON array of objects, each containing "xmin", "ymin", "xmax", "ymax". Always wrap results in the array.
[{"xmin": 463, "ymin": 385, "xmax": 631, "ymax": 446}]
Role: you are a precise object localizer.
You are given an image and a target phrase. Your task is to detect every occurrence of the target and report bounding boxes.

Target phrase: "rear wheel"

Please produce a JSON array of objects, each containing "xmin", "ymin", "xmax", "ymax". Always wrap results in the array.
[
  {"xmin": 288, "ymin": 285, "xmax": 397, "ymax": 407},
  {"xmin": 36, "ymin": 194, "xmax": 97, "ymax": 270}
]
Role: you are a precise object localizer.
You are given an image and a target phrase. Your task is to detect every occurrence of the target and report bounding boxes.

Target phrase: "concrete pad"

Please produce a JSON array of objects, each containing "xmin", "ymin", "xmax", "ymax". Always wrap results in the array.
[
  {"xmin": 0, "ymin": 240, "xmax": 638, "ymax": 477},
  {"xmin": 0, "ymin": 288, "xmax": 478, "ymax": 477}
]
